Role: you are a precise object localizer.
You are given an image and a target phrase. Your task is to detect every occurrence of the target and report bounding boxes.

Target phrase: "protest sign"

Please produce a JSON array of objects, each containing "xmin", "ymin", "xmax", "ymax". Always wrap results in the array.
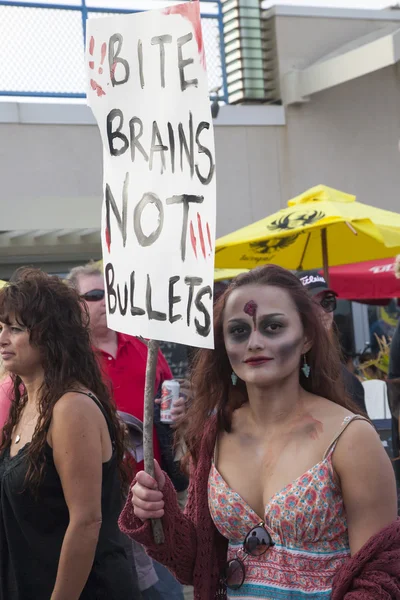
[{"xmin": 86, "ymin": 2, "xmax": 216, "ymax": 349}]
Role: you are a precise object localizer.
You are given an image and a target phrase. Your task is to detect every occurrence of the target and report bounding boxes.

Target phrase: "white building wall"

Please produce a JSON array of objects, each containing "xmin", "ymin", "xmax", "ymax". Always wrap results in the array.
[
  {"xmin": 0, "ymin": 107, "xmax": 285, "ymax": 237},
  {"xmin": 280, "ymin": 66, "xmax": 400, "ymax": 213},
  {"xmin": 0, "ymin": 122, "xmax": 103, "ymax": 230}
]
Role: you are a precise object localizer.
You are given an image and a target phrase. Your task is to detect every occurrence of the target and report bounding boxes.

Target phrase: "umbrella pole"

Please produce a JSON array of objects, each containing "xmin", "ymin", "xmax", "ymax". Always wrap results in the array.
[
  {"xmin": 321, "ymin": 228, "xmax": 330, "ymax": 285},
  {"xmin": 297, "ymin": 232, "xmax": 311, "ymax": 272}
]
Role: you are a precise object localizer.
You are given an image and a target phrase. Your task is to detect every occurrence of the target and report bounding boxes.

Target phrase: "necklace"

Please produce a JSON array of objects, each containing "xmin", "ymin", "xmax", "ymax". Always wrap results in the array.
[{"xmin": 13, "ymin": 402, "xmax": 37, "ymax": 446}]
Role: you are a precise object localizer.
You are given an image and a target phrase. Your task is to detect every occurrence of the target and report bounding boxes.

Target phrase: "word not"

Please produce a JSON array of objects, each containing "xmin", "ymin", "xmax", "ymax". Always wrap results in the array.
[
  {"xmin": 105, "ymin": 263, "xmax": 212, "ymax": 337},
  {"xmin": 105, "ymin": 175, "xmax": 209, "ymax": 262}
]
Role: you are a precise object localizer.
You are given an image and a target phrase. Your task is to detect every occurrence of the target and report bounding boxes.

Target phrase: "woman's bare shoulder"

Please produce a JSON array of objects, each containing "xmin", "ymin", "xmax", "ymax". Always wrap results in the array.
[
  {"xmin": 308, "ymin": 393, "xmax": 357, "ymax": 421},
  {"xmin": 52, "ymin": 390, "xmax": 104, "ymax": 424}
]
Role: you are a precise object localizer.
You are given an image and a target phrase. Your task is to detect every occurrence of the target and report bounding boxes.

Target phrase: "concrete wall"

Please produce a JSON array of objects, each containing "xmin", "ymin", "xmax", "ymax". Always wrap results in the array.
[
  {"xmin": 279, "ymin": 65, "xmax": 400, "ymax": 212},
  {"xmin": 0, "ymin": 122, "xmax": 103, "ymax": 230},
  {"xmin": 0, "ymin": 106, "xmax": 285, "ymax": 238},
  {"xmin": 270, "ymin": 8, "xmax": 400, "ymax": 211},
  {"xmin": 272, "ymin": 9, "xmax": 400, "ymax": 73},
  {"xmin": 1, "ymin": 64, "xmax": 400, "ymax": 239},
  {"xmin": 215, "ymin": 124, "xmax": 283, "ymax": 236}
]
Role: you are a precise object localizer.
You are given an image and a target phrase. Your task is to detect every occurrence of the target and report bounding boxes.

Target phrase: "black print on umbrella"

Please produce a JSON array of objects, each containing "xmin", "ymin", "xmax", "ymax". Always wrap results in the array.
[
  {"xmin": 267, "ymin": 210, "xmax": 325, "ymax": 232},
  {"xmin": 267, "ymin": 215, "xmax": 297, "ymax": 231},
  {"xmin": 250, "ymin": 234, "xmax": 300, "ymax": 256},
  {"xmin": 295, "ymin": 210, "xmax": 326, "ymax": 227}
]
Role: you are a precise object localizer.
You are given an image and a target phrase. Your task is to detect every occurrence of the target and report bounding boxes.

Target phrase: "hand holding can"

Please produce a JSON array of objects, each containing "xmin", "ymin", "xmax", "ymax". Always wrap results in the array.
[
  {"xmin": 170, "ymin": 378, "xmax": 191, "ymax": 424},
  {"xmin": 160, "ymin": 380, "xmax": 180, "ymax": 424}
]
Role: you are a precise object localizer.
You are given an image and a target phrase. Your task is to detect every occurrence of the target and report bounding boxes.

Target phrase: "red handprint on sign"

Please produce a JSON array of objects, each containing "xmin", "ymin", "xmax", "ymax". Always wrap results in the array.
[{"xmin": 88, "ymin": 36, "xmax": 107, "ymax": 97}]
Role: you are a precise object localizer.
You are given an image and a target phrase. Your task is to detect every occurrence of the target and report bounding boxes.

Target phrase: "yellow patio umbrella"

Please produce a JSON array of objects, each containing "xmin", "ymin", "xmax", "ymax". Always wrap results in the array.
[{"xmin": 215, "ymin": 185, "xmax": 400, "ymax": 282}]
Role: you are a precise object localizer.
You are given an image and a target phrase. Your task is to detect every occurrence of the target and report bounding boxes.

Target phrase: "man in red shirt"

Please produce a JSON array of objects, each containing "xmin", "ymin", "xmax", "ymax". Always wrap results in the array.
[{"xmin": 66, "ymin": 264, "xmax": 173, "ymax": 468}]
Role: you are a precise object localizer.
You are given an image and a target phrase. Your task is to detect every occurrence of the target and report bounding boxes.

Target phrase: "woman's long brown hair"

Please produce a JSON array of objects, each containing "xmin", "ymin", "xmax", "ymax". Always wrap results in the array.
[
  {"xmin": 181, "ymin": 264, "xmax": 362, "ymax": 467},
  {"xmin": 0, "ymin": 268, "xmax": 129, "ymax": 493}
]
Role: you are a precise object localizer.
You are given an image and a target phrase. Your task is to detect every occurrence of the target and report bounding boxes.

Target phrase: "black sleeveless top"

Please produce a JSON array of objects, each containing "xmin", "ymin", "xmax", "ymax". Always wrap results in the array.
[{"xmin": 0, "ymin": 392, "xmax": 135, "ymax": 599}]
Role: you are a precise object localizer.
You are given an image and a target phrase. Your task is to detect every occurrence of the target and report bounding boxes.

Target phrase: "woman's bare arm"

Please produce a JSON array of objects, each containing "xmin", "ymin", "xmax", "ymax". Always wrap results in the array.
[
  {"xmin": 334, "ymin": 419, "xmax": 397, "ymax": 555},
  {"xmin": 49, "ymin": 392, "xmax": 108, "ymax": 600}
]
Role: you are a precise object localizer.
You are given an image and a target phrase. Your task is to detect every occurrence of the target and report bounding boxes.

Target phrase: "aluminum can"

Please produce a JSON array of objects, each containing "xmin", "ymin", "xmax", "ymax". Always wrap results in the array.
[{"xmin": 160, "ymin": 379, "xmax": 180, "ymax": 424}]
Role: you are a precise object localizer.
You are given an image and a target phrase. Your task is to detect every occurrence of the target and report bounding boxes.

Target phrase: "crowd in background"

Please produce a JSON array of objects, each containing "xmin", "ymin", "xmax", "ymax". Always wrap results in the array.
[{"xmin": 0, "ymin": 259, "xmax": 399, "ymax": 599}]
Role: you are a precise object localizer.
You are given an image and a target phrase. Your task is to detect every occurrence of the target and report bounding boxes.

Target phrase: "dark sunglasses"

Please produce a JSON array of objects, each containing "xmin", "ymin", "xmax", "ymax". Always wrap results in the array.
[
  {"xmin": 221, "ymin": 523, "xmax": 274, "ymax": 590},
  {"xmin": 316, "ymin": 292, "xmax": 337, "ymax": 314},
  {"xmin": 80, "ymin": 289, "xmax": 105, "ymax": 302}
]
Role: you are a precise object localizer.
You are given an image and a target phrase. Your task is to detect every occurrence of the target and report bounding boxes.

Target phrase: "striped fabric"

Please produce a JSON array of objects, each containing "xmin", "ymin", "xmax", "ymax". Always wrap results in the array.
[{"xmin": 207, "ymin": 416, "xmax": 366, "ymax": 599}]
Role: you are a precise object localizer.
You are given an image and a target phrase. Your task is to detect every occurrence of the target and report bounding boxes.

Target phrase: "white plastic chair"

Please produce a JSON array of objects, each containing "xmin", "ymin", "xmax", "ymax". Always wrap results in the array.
[{"xmin": 362, "ymin": 379, "xmax": 390, "ymax": 420}]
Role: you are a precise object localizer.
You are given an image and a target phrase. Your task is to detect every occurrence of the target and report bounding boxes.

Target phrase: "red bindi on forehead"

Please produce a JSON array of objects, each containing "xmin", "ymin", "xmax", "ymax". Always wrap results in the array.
[{"xmin": 243, "ymin": 300, "xmax": 258, "ymax": 329}]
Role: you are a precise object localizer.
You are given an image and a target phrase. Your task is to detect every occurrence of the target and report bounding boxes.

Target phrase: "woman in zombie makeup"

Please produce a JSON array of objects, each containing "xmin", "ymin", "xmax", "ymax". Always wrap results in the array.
[{"xmin": 120, "ymin": 264, "xmax": 399, "ymax": 600}]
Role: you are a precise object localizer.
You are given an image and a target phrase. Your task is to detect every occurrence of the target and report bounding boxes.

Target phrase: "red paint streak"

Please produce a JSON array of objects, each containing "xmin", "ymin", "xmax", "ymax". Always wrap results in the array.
[
  {"xmin": 105, "ymin": 226, "xmax": 111, "ymax": 252},
  {"xmin": 89, "ymin": 36, "xmax": 95, "ymax": 69},
  {"xmin": 111, "ymin": 62, "xmax": 117, "ymax": 79},
  {"xmin": 190, "ymin": 221, "xmax": 197, "ymax": 258},
  {"xmin": 90, "ymin": 79, "xmax": 106, "ymax": 97},
  {"xmin": 244, "ymin": 300, "xmax": 258, "ymax": 329},
  {"xmin": 99, "ymin": 42, "xmax": 107, "ymax": 74},
  {"xmin": 206, "ymin": 222, "xmax": 212, "ymax": 251},
  {"xmin": 197, "ymin": 213, "xmax": 206, "ymax": 258},
  {"xmin": 163, "ymin": 2, "xmax": 206, "ymax": 69}
]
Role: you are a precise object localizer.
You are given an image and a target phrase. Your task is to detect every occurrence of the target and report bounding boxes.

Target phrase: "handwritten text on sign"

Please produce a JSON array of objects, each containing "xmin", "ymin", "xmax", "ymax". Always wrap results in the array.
[{"xmin": 86, "ymin": 3, "xmax": 216, "ymax": 349}]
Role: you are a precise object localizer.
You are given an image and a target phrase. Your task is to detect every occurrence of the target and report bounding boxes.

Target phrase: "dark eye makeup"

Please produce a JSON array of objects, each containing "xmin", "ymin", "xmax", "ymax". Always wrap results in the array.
[
  {"xmin": 259, "ymin": 317, "xmax": 285, "ymax": 334},
  {"xmin": 228, "ymin": 321, "xmax": 251, "ymax": 339},
  {"xmin": 263, "ymin": 321, "xmax": 283, "ymax": 332},
  {"xmin": 227, "ymin": 315, "xmax": 286, "ymax": 340}
]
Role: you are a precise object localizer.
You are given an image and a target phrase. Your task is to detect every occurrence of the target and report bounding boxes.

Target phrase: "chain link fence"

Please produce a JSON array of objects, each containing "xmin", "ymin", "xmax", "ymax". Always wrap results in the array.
[{"xmin": 0, "ymin": 0, "xmax": 227, "ymax": 99}]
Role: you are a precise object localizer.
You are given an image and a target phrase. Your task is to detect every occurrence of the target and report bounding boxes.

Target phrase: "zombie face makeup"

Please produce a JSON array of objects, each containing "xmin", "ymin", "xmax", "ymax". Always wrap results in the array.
[
  {"xmin": 223, "ymin": 284, "xmax": 308, "ymax": 388},
  {"xmin": 273, "ymin": 336, "xmax": 304, "ymax": 363},
  {"xmin": 244, "ymin": 300, "xmax": 258, "ymax": 330}
]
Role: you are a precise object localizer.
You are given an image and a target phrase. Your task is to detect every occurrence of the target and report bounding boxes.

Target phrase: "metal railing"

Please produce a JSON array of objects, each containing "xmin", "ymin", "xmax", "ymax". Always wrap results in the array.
[{"xmin": 0, "ymin": 0, "xmax": 228, "ymax": 101}]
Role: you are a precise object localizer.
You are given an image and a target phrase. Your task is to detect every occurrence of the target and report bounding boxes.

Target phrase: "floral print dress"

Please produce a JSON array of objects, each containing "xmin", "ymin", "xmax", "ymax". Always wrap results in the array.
[{"xmin": 208, "ymin": 415, "xmax": 369, "ymax": 599}]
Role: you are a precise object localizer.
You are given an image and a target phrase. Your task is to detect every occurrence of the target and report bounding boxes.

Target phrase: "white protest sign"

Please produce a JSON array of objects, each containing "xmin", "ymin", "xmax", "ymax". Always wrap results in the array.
[{"xmin": 86, "ymin": 2, "xmax": 216, "ymax": 349}]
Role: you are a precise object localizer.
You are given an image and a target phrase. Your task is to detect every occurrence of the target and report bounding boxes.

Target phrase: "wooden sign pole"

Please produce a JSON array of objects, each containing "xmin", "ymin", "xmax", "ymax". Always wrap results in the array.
[
  {"xmin": 143, "ymin": 339, "xmax": 165, "ymax": 544},
  {"xmin": 145, "ymin": 0, "xmax": 192, "ymax": 545}
]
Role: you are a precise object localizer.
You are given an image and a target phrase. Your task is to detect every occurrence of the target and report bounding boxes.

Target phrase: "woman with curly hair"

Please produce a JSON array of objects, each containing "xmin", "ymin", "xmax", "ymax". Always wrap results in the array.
[
  {"xmin": 120, "ymin": 264, "xmax": 399, "ymax": 599},
  {"xmin": 0, "ymin": 268, "xmax": 135, "ymax": 600}
]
